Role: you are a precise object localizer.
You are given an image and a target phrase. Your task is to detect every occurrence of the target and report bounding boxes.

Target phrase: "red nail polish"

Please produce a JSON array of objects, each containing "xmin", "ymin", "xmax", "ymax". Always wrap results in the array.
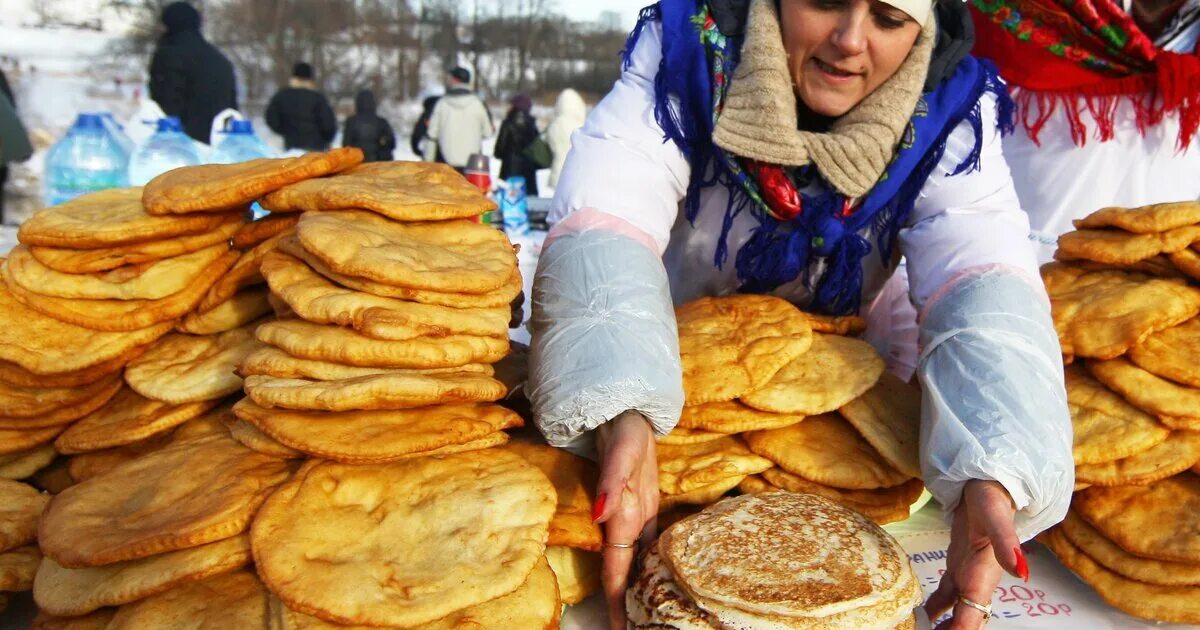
[
  {"xmin": 593, "ymin": 493, "xmax": 607, "ymax": 522},
  {"xmin": 1014, "ymin": 546, "xmax": 1030, "ymax": 582}
]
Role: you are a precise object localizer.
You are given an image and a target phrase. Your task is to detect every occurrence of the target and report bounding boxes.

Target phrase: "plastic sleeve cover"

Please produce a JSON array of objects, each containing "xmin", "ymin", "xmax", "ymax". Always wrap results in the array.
[
  {"xmin": 528, "ymin": 228, "xmax": 685, "ymax": 450},
  {"xmin": 917, "ymin": 268, "xmax": 1073, "ymax": 542}
]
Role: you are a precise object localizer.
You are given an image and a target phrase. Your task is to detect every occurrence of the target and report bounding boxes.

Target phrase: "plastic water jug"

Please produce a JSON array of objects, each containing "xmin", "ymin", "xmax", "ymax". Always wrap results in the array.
[
  {"xmin": 127, "ymin": 117, "xmax": 201, "ymax": 186},
  {"xmin": 210, "ymin": 119, "xmax": 274, "ymax": 164},
  {"xmin": 500, "ymin": 176, "xmax": 530, "ymax": 236},
  {"xmin": 100, "ymin": 112, "xmax": 135, "ymax": 159},
  {"xmin": 43, "ymin": 113, "xmax": 130, "ymax": 206}
]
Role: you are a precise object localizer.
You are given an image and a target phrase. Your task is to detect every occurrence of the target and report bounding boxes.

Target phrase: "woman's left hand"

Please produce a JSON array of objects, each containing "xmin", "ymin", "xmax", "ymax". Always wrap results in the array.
[{"xmin": 924, "ymin": 480, "xmax": 1029, "ymax": 630}]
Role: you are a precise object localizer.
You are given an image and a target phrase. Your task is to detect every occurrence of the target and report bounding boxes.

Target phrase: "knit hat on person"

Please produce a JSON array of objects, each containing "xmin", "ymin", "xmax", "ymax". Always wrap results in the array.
[
  {"xmin": 449, "ymin": 67, "xmax": 472, "ymax": 84},
  {"xmin": 161, "ymin": 2, "xmax": 201, "ymax": 33},
  {"xmin": 292, "ymin": 62, "xmax": 315, "ymax": 80}
]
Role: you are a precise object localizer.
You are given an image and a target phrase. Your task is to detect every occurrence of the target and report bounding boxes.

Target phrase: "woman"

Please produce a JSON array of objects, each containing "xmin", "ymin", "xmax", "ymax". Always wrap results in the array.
[
  {"xmin": 494, "ymin": 94, "xmax": 541, "ymax": 197},
  {"xmin": 544, "ymin": 88, "xmax": 587, "ymax": 188},
  {"xmin": 529, "ymin": 0, "xmax": 1072, "ymax": 628}
]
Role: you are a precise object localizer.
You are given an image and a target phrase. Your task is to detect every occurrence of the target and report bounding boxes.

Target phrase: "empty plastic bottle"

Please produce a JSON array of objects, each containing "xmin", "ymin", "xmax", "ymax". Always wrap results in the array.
[
  {"xmin": 43, "ymin": 113, "xmax": 130, "ymax": 206},
  {"xmin": 210, "ymin": 119, "xmax": 275, "ymax": 164},
  {"xmin": 127, "ymin": 117, "xmax": 201, "ymax": 186}
]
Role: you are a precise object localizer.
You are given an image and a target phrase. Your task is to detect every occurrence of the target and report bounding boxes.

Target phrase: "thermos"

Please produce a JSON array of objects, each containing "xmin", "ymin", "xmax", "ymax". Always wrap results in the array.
[{"xmin": 464, "ymin": 153, "xmax": 492, "ymax": 224}]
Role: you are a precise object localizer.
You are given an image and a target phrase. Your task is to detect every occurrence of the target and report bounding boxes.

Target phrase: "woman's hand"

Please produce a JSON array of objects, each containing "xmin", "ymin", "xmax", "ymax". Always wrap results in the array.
[
  {"xmin": 925, "ymin": 480, "xmax": 1030, "ymax": 630},
  {"xmin": 594, "ymin": 411, "xmax": 659, "ymax": 630}
]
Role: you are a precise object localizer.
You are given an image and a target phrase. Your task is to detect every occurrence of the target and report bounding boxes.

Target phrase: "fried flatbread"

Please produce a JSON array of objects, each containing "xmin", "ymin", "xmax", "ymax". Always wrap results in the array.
[
  {"xmin": 220, "ymin": 415, "xmax": 302, "ymax": 459},
  {"xmin": 658, "ymin": 427, "xmax": 729, "ymax": 445},
  {"xmin": 39, "ymin": 433, "xmax": 293, "ymax": 567},
  {"xmin": 1129, "ymin": 317, "xmax": 1200, "ymax": 388},
  {"xmin": 125, "ymin": 326, "xmax": 259, "ymax": 404},
  {"xmin": 677, "ymin": 400, "xmax": 806, "ymax": 434},
  {"xmin": 243, "ymin": 372, "xmax": 506, "ymax": 411},
  {"xmin": 297, "ymin": 210, "xmax": 517, "ymax": 294},
  {"xmin": 1057, "ymin": 226, "xmax": 1200, "ymax": 265},
  {"xmin": 745, "ymin": 414, "xmax": 911, "ymax": 490},
  {"xmin": 1070, "ymin": 254, "xmax": 1187, "ymax": 279},
  {"xmin": 261, "ymin": 161, "xmax": 496, "ymax": 221},
  {"xmin": 278, "ymin": 234, "xmax": 523, "ymax": 308},
  {"xmin": 18, "ymin": 188, "xmax": 242, "ymax": 248},
  {"xmin": 238, "ymin": 345, "xmax": 493, "ymax": 381},
  {"xmin": 2, "ymin": 250, "xmax": 239, "ymax": 331},
  {"xmin": 233, "ymin": 214, "xmax": 299, "ymax": 250},
  {"xmin": 741, "ymin": 333, "xmax": 884, "ymax": 415},
  {"xmin": 142, "ymin": 148, "xmax": 363, "ymax": 215},
  {"xmin": 1073, "ymin": 201, "xmax": 1200, "ymax": 234},
  {"xmin": 33, "ymin": 535, "xmax": 251, "ymax": 616},
  {"xmin": 0, "ymin": 480, "xmax": 48, "ymax": 552},
  {"xmin": 195, "ymin": 231, "xmax": 288, "ymax": 314},
  {"xmin": 1041, "ymin": 527, "xmax": 1200, "ymax": 624},
  {"xmin": 659, "ymin": 474, "xmax": 746, "ymax": 510},
  {"xmin": 657, "ymin": 436, "xmax": 774, "ymax": 496},
  {"xmin": 232, "ymin": 398, "xmax": 522, "ymax": 463},
  {"xmin": 1059, "ymin": 511, "xmax": 1200, "ymax": 586},
  {"xmin": 255, "ymin": 319, "xmax": 509, "ymax": 369},
  {"xmin": 1169, "ymin": 247, "xmax": 1200, "ymax": 282},
  {"xmin": 0, "ymin": 376, "xmax": 122, "ymax": 430},
  {"xmin": 261, "ymin": 251, "xmax": 509, "ymax": 341},
  {"xmin": 176, "ymin": 289, "xmax": 271, "ymax": 335},
  {"xmin": 760, "ymin": 468, "xmax": 924, "ymax": 511},
  {"xmin": 29, "ymin": 220, "xmax": 241, "ymax": 274},
  {"xmin": 1065, "ymin": 364, "xmax": 1171, "ymax": 465},
  {"xmin": 250, "ymin": 451, "xmax": 555, "ymax": 627},
  {"xmin": 1042, "ymin": 263, "xmax": 1200, "ymax": 359},
  {"xmin": 799, "ymin": 311, "xmax": 868, "ymax": 335},
  {"xmin": 0, "ymin": 444, "xmax": 56, "ymax": 480},
  {"xmin": 1076, "ymin": 430, "xmax": 1200, "ymax": 486},
  {"xmin": 677, "ymin": 295, "xmax": 814, "ymax": 405},
  {"xmin": 0, "ymin": 425, "xmax": 67, "ymax": 456},
  {"xmin": 105, "ymin": 571, "xmax": 270, "ymax": 629},
  {"xmin": 1074, "ymin": 473, "xmax": 1200, "ymax": 564},
  {"xmin": 1089, "ymin": 357, "xmax": 1200, "ymax": 427},
  {"xmin": 7, "ymin": 243, "xmax": 229, "ymax": 301},
  {"xmin": 0, "ymin": 372, "xmax": 122, "ymax": 418},
  {"xmin": 0, "ymin": 544, "xmax": 40, "ymax": 591},
  {"xmin": 837, "ymin": 370, "xmax": 921, "ymax": 478},
  {"xmin": 545, "ymin": 545, "xmax": 601, "ymax": 606},
  {"xmin": 0, "ymin": 284, "xmax": 170, "ymax": 374},
  {"xmin": 54, "ymin": 388, "xmax": 217, "ymax": 454},
  {"xmin": 501, "ymin": 441, "xmax": 602, "ymax": 551},
  {"xmin": 31, "ymin": 608, "xmax": 116, "ymax": 630},
  {"xmin": 0, "ymin": 345, "xmax": 144, "ymax": 389}
]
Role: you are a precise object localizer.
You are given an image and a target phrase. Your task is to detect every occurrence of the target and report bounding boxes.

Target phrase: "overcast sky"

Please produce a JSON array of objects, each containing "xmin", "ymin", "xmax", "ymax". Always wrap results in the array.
[{"xmin": 558, "ymin": 0, "xmax": 650, "ymax": 29}]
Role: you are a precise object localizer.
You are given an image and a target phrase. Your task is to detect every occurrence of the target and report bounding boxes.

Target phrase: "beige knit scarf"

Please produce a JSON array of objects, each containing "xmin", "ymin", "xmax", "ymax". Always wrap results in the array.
[{"xmin": 712, "ymin": 0, "xmax": 935, "ymax": 198}]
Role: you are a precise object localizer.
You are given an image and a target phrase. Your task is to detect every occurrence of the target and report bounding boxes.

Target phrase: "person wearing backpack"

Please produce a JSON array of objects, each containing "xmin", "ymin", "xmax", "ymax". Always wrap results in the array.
[{"xmin": 342, "ymin": 89, "xmax": 396, "ymax": 162}]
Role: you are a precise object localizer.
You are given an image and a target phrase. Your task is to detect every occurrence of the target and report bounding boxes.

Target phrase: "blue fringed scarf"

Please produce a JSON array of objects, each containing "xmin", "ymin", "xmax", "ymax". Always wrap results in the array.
[{"xmin": 623, "ymin": 0, "xmax": 1014, "ymax": 315}]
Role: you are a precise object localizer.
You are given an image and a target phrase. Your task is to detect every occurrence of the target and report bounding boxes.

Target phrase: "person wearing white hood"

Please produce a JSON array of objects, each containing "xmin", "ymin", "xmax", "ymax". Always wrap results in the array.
[
  {"xmin": 545, "ymin": 88, "xmax": 588, "ymax": 188},
  {"xmin": 423, "ymin": 67, "xmax": 494, "ymax": 170}
]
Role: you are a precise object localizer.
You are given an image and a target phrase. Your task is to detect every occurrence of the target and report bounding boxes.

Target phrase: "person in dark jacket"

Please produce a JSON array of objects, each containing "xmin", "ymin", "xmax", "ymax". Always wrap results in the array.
[
  {"xmin": 148, "ymin": 2, "xmax": 237, "ymax": 144},
  {"xmin": 410, "ymin": 95, "xmax": 439, "ymax": 159},
  {"xmin": 0, "ymin": 66, "xmax": 33, "ymax": 223},
  {"xmin": 493, "ymin": 94, "xmax": 540, "ymax": 197},
  {"xmin": 265, "ymin": 62, "xmax": 337, "ymax": 152},
  {"xmin": 341, "ymin": 89, "xmax": 396, "ymax": 162}
]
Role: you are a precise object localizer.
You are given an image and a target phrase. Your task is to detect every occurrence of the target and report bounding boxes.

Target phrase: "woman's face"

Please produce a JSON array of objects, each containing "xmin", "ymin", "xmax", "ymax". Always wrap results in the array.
[{"xmin": 780, "ymin": 0, "xmax": 923, "ymax": 117}]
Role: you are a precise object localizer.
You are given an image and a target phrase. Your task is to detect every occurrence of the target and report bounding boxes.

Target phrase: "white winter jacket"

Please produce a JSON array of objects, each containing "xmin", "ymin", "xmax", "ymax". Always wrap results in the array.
[
  {"xmin": 423, "ymin": 89, "xmax": 494, "ymax": 168},
  {"xmin": 545, "ymin": 89, "xmax": 587, "ymax": 188}
]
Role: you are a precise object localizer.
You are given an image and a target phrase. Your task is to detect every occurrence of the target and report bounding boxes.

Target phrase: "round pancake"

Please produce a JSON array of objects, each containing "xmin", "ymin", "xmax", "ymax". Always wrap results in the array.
[
  {"xmin": 504, "ymin": 441, "xmax": 602, "ymax": 551},
  {"xmin": 741, "ymin": 333, "xmax": 885, "ymax": 415},
  {"xmin": 0, "ymin": 376, "xmax": 123, "ymax": 430},
  {"xmin": 657, "ymin": 436, "xmax": 774, "ymax": 496},
  {"xmin": 238, "ymin": 345, "xmax": 494, "ymax": 381},
  {"xmin": 1064, "ymin": 364, "xmax": 1171, "ymax": 466},
  {"xmin": 124, "ymin": 326, "xmax": 259, "ymax": 404},
  {"xmin": 250, "ymin": 451, "xmax": 555, "ymax": 627},
  {"xmin": 1089, "ymin": 356, "xmax": 1200, "ymax": 425},
  {"xmin": 105, "ymin": 571, "xmax": 270, "ymax": 629},
  {"xmin": 1073, "ymin": 473, "xmax": 1200, "ymax": 564},
  {"xmin": 545, "ymin": 545, "xmax": 601, "ymax": 605},
  {"xmin": 1129, "ymin": 317, "xmax": 1200, "ymax": 388},
  {"xmin": 1041, "ymin": 527, "xmax": 1200, "ymax": 624},
  {"xmin": 0, "ymin": 444, "xmax": 57, "ymax": 480},
  {"xmin": 39, "ymin": 433, "xmax": 293, "ymax": 568},
  {"xmin": 232, "ymin": 398, "xmax": 522, "ymax": 464},
  {"xmin": 837, "ymin": 371, "xmax": 921, "ymax": 478},
  {"xmin": 29, "ymin": 220, "xmax": 242, "ymax": 274},
  {"xmin": 18, "ymin": 188, "xmax": 241, "ymax": 248},
  {"xmin": 745, "ymin": 414, "xmax": 911, "ymax": 490},
  {"xmin": 243, "ymin": 372, "xmax": 506, "ymax": 411},
  {"xmin": 297, "ymin": 210, "xmax": 517, "ymax": 294},
  {"xmin": 677, "ymin": 400, "xmax": 806, "ymax": 434},
  {"xmin": 1074, "ymin": 430, "xmax": 1200, "ymax": 486},
  {"xmin": 7, "ymin": 243, "xmax": 230, "ymax": 301},
  {"xmin": 0, "ymin": 480, "xmax": 48, "ymax": 552},
  {"xmin": 176, "ymin": 289, "xmax": 271, "ymax": 335},
  {"xmin": 626, "ymin": 542, "xmax": 722, "ymax": 629},
  {"xmin": 1059, "ymin": 511, "xmax": 1200, "ymax": 586},
  {"xmin": 142, "ymin": 148, "xmax": 363, "ymax": 215},
  {"xmin": 255, "ymin": 319, "xmax": 509, "ymax": 369},
  {"xmin": 260, "ymin": 250, "xmax": 510, "ymax": 340},
  {"xmin": 54, "ymin": 388, "xmax": 217, "ymax": 455},
  {"xmin": 33, "ymin": 535, "xmax": 251, "ymax": 616},
  {"xmin": 0, "ymin": 544, "xmax": 41, "ymax": 591},
  {"xmin": 677, "ymin": 295, "xmax": 814, "ymax": 406}
]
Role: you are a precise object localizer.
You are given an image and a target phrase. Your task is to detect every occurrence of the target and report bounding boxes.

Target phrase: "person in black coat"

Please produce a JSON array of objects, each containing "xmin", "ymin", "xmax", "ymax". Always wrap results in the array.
[
  {"xmin": 341, "ymin": 89, "xmax": 396, "ymax": 162},
  {"xmin": 411, "ymin": 95, "xmax": 439, "ymax": 159},
  {"xmin": 148, "ymin": 2, "xmax": 237, "ymax": 144},
  {"xmin": 493, "ymin": 94, "xmax": 540, "ymax": 197},
  {"xmin": 265, "ymin": 62, "xmax": 337, "ymax": 152}
]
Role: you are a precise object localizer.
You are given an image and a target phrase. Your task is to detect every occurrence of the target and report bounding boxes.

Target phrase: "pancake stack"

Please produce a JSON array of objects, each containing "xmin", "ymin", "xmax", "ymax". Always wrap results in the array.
[
  {"xmin": 660, "ymin": 295, "xmax": 925, "ymax": 525},
  {"xmin": 0, "ymin": 479, "xmax": 48, "ymax": 616},
  {"xmin": 628, "ymin": 492, "xmax": 923, "ymax": 629},
  {"xmin": 1037, "ymin": 201, "xmax": 1200, "ymax": 624}
]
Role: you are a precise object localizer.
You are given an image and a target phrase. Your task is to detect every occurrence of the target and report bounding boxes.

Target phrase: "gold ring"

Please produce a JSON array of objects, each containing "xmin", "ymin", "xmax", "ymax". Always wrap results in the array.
[
  {"xmin": 957, "ymin": 595, "xmax": 993, "ymax": 620},
  {"xmin": 604, "ymin": 541, "xmax": 638, "ymax": 549}
]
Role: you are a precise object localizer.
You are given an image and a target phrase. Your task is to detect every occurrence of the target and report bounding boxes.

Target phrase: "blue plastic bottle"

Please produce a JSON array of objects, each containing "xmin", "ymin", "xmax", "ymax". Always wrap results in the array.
[
  {"xmin": 500, "ymin": 176, "xmax": 530, "ymax": 236},
  {"xmin": 127, "ymin": 117, "xmax": 202, "ymax": 186},
  {"xmin": 210, "ymin": 119, "xmax": 275, "ymax": 164},
  {"xmin": 43, "ymin": 113, "xmax": 130, "ymax": 206}
]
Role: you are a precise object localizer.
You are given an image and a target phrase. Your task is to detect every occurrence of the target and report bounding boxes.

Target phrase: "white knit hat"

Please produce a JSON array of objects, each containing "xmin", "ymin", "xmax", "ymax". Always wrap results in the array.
[{"xmin": 883, "ymin": 0, "xmax": 934, "ymax": 27}]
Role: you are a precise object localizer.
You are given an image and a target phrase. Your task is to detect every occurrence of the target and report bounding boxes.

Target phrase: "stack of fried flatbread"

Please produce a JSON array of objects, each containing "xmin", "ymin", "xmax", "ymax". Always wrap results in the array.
[
  {"xmin": 628, "ymin": 492, "xmax": 923, "ymax": 629},
  {"xmin": 660, "ymin": 295, "xmax": 924, "ymax": 525},
  {"xmin": 1037, "ymin": 201, "xmax": 1200, "ymax": 624},
  {"xmin": 230, "ymin": 161, "xmax": 522, "ymax": 464},
  {"xmin": 0, "ymin": 479, "xmax": 49, "ymax": 615}
]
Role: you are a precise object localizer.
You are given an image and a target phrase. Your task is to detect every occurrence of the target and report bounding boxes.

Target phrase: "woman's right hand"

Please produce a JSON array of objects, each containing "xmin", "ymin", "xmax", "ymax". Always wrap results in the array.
[{"xmin": 594, "ymin": 410, "xmax": 660, "ymax": 630}]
